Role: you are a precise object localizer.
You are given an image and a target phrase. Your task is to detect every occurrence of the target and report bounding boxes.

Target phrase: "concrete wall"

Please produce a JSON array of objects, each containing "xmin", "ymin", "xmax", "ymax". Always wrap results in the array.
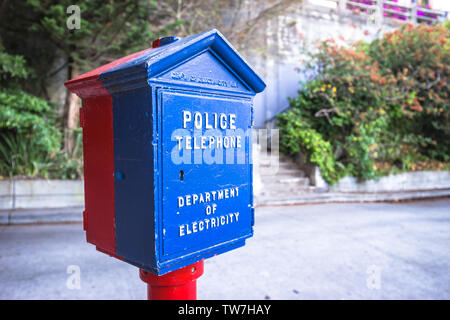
[
  {"xmin": 0, "ymin": 179, "xmax": 84, "ymax": 210},
  {"xmin": 330, "ymin": 171, "xmax": 450, "ymax": 192},
  {"xmin": 1, "ymin": 170, "xmax": 448, "ymax": 211},
  {"xmin": 248, "ymin": 0, "xmax": 396, "ymax": 128}
]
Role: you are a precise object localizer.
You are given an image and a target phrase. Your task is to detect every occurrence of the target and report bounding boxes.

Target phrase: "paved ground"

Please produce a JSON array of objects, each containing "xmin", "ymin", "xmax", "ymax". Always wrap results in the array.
[{"xmin": 1, "ymin": 199, "xmax": 449, "ymax": 300}]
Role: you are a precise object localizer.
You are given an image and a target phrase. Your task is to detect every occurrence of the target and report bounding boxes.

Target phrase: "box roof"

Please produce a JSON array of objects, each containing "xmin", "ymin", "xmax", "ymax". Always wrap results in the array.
[{"xmin": 65, "ymin": 29, "xmax": 265, "ymax": 97}]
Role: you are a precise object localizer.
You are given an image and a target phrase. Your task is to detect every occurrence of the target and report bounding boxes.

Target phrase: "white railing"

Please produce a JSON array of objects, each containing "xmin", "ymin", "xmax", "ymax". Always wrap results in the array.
[{"xmin": 308, "ymin": 0, "xmax": 447, "ymax": 25}]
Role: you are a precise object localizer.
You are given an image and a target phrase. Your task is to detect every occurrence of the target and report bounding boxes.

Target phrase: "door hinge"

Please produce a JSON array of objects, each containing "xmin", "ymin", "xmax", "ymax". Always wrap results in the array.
[
  {"xmin": 83, "ymin": 210, "xmax": 87, "ymax": 231},
  {"xmin": 251, "ymin": 207, "xmax": 255, "ymax": 227},
  {"xmin": 79, "ymin": 107, "xmax": 86, "ymax": 128}
]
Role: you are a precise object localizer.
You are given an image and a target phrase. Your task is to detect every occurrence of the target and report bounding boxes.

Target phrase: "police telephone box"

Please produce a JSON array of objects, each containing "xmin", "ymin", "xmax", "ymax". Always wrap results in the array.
[{"xmin": 65, "ymin": 29, "xmax": 266, "ymax": 275}]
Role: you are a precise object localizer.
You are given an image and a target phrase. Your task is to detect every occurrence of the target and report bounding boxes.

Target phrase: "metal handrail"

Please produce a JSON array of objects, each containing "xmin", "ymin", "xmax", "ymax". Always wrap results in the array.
[
  {"xmin": 346, "ymin": 1, "xmax": 377, "ymax": 10},
  {"xmin": 350, "ymin": 0, "xmax": 444, "ymax": 24},
  {"xmin": 417, "ymin": 15, "xmax": 440, "ymax": 22},
  {"xmin": 417, "ymin": 7, "xmax": 446, "ymax": 16},
  {"xmin": 383, "ymin": 1, "xmax": 410, "ymax": 10},
  {"xmin": 384, "ymin": 8, "xmax": 411, "ymax": 18},
  {"xmin": 308, "ymin": 0, "xmax": 446, "ymax": 24}
]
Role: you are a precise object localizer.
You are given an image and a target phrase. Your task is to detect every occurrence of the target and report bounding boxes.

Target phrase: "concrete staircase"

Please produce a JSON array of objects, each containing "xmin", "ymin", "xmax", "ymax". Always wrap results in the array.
[{"xmin": 256, "ymin": 151, "xmax": 317, "ymax": 203}]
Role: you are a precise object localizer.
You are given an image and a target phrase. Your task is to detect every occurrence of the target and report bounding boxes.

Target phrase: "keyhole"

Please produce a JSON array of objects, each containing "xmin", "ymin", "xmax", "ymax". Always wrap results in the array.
[{"xmin": 179, "ymin": 170, "xmax": 184, "ymax": 181}]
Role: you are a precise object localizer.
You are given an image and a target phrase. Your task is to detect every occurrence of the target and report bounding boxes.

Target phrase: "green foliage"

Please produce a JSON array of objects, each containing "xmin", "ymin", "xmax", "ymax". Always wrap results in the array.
[
  {"xmin": 0, "ymin": 51, "xmax": 28, "ymax": 80},
  {"xmin": 0, "ymin": 128, "xmax": 83, "ymax": 179},
  {"xmin": 278, "ymin": 23, "xmax": 449, "ymax": 184},
  {"xmin": 0, "ymin": 89, "xmax": 61, "ymax": 153},
  {"xmin": 0, "ymin": 132, "xmax": 52, "ymax": 178},
  {"xmin": 47, "ymin": 127, "xmax": 84, "ymax": 180},
  {"xmin": 0, "ymin": 46, "xmax": 64, "ymax": 178},
  {"xmin": 278, "ymin": 108, "xmax": 343, "ymax": 183},
  {"xmin": 0, "ymin": 1, "xmax": 181, "ymax": 179},
  {"xmin": 0, "ymin": 0, "xmax": 182, "ymax": 74}
]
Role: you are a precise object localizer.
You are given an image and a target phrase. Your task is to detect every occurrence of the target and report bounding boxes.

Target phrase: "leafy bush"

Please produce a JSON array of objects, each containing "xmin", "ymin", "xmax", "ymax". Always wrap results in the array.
[
  {"xmin": 278, "ymin": 108, "xmax": 341, "ymax": 183},
  {"xmin": 0, "ymin": 89, "xmax": 61, "ymax": 154},
  {"xmin": 278, "ymin": 23, "xmax": 449, "ymax": 184},
  {"xmin": 0, "ymin": 45, "xmax": 81, "ymax": 179}
]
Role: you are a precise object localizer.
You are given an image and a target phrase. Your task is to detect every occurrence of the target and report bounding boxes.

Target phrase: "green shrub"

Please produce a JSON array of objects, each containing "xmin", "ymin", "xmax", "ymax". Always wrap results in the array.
[
  {"xmin": 278, "ymin": 108, "xmax": 344, "ymax": 183},
  {"xmin": 278, "ymin": 23, "xmax": 449, "ymax": 184},
  {"xmin": 0, "ymin": 45, "xmax": 67, "ymax": 178}
]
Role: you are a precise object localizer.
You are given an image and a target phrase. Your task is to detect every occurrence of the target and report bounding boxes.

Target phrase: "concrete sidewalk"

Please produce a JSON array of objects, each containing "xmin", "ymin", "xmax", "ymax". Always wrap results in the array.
[
  {"xmin": 1, "ymin": 199, "xmax": 449, "ymax": 299},
  {"xmin": 0, "ymin": 206, "xmax": 83, "ymax": 225},
  {"xmin": 256, "ymin": 189, "xmax": 450, "ymax": 206},
  {"xmin": 1, "ymin": 189, "xmax": 449, "ymax": 225}
]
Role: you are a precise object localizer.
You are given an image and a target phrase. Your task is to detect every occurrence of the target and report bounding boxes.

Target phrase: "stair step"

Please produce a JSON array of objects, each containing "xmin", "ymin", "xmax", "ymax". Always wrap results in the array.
[
  {"xmin": 258, "ymin": 185, "xmax": 318, "ymax": 197},
  {"xmin": 260, "ymin": 168, "xmax": 305, "ymax": 177},
  {"xmin": 258, "ymin": 155, "xmax": 293, "ymax": 162},
  {"xmin": 261, "ymin": 175, "xmax": 310, "ymax": 186},
  {"xmin": 279, "ymin": 177, "xmax": 309, "ymax": 185},
  {"xmin": 259, "ymin": 160, "xmax": 299, "ymax": 168}
]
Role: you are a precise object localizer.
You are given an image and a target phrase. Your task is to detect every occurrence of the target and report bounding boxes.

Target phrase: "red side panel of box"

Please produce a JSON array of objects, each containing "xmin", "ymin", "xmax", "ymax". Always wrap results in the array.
[
  {"xmin": 81, "ymin": 94, "xmax": 116, "ymax": 254},
  {"xmin": 65, "ymin": 47, "xmax": 153, "ymax": 259}
]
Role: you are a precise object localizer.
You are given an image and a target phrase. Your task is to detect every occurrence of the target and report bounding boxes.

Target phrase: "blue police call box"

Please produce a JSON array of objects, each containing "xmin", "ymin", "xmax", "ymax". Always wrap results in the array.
[{"xmin": 69, "ymin": 29, "xmax": 266, "ymax": 275}]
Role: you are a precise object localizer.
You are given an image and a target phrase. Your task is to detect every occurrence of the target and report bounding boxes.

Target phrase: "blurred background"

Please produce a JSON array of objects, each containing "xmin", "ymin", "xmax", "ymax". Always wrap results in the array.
[
  {"xmin": 0, "ymin": 0, "xmax": 449, "ymax": 201},
  {"xmin": 0, "ymin": 0, "xmax": 449, "ymax": 300}
]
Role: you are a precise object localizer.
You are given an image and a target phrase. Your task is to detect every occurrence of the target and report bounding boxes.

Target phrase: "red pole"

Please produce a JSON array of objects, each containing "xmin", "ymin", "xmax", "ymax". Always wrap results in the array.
[{"xmin": 139, "ymin": 260, "xmax": 204, "ymax": 300}]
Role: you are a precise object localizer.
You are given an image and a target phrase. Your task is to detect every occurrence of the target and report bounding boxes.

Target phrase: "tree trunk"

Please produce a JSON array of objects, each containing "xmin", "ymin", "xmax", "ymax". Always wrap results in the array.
[
  {"xmin": 46, "ymin": 51, "xmax": 70, "ymax": 122},
  {"xmin": 64, "ymin": 66, "xmax": 80, "ymax": 153}
]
